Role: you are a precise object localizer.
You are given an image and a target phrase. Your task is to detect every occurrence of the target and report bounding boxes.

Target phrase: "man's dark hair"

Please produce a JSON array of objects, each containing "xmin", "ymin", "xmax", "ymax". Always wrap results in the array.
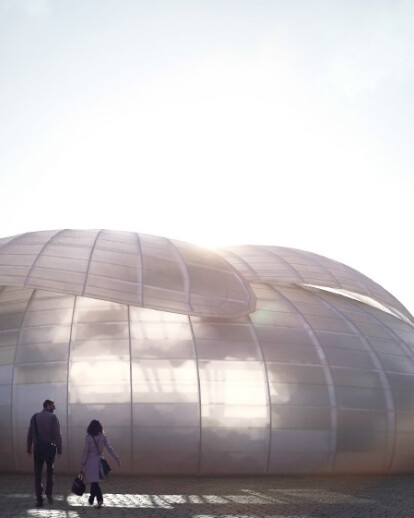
[{"xmin": 43, "ymin": 399, "xmax": 54, "ymax": 408}]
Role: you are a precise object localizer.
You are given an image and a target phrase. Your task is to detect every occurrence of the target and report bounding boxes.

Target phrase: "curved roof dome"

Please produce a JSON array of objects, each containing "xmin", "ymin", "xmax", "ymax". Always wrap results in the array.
[
  {"xmin": 0, "ymin": 230, "xmax": 411, "ymax": 324},
  {"xmin": 0, "ymin": 229, "xmax": 255, "ymax": 318},
  {"xmin": 218, "ymin": 245, "xmax": 414, "ymax": 324}
]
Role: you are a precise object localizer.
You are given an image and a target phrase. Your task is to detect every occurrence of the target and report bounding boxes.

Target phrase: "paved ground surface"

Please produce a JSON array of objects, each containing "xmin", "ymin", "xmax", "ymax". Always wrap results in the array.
[{"xmin": 2, "ymin": 472, "xmax": 414, "ymax": 518}]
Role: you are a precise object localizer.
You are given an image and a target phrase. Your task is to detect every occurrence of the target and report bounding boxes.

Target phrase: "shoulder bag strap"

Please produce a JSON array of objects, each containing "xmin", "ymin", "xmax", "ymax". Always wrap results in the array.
[
  {"xmin": 91, "ymin": 434, "xmax": 100, "ymax": 454},
  {"xmin": 33, "ymin": 414, "xmax": 39, "ymax": 438}
]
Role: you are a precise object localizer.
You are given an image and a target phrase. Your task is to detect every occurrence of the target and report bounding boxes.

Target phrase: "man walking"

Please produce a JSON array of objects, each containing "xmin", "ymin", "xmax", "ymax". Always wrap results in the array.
[{"xmin": 27, "ymin": 399, "xmax": 62, "ymax": 507}]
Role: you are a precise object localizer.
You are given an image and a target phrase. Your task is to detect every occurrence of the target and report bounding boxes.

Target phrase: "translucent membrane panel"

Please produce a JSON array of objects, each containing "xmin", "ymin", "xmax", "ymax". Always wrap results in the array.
[
  {"xmin": 388, "ymin": 391, "xmax": 414, "ymax": 413},
  {"xmin": 138, "ymin": 233, "xmax": 255, "ymax": 317},
  {"xmin": 132, "ymin": 359, "xmax": 198, "ymax": 404},
  {"xmin": 387, "ymin": 373, "xmax": 414, "ymax": 413},
  {"xmin": 0, "ymin": 408, "xmax": 13, "ymax": 470},
  {"xmin": 15, "ymin": 291, "xmax": 74, "ymax": 364},
  {"xmin": 27, "ymin": 230, "xmax": 99, "ymax": 294},
  {"xmin": 368, "ymin": 309, "xmax": 414, "ymax": 336},
  {"xmin": 0, "ymin": 230, "xmax": 255, "ymax": 318},
  {"xmin": 272, "ymin": 406, "xmax": 331, "ymax": 429},
  {"xmin": 199, "ymin": 360, "xmax": 268, "ymax": 473},
  {"xmin": 199, "ymin": 361, "xmax": 267, "ymax": 405},
  {"xmin": 379, "ymin": 354, "xmax": 414, "ymax": 374},
  {"xmin": 262, "ymin": 285, "xmax": 383, "ymax": 473},
  {"xmin": 393, "ymin": 328, "xmax": 414, "ymax": 348},
  {"xmin": 0, "ymin": 335, "xmax": 17, "ymax": 364},
  {"xmin": 270, "ymin": 429, "xmax": 333, "ymax": 455},
  {"xmin": 268, "ymin": 362, "xmax": 326, "ymax": 384},
  {"xmin": 201, "ymin": 428, "xmax": 269, "ymax": 474},
  {"xmin": 14, "ymin": 362, "xmax": 67, "ymax": 384},
  {"xmin": 186, "ymin": 265, "xmax": 254, "ymax": 317},
  {"xmin": 0, "ymin": 287, "xmax": 33, "ymax": 368},
  {"xmin": 130, "ymin": 307, "xmax": 193, "ymax": 360},
  {"xmin": 392, "ymin": 431, "xmax": 414, "ymax": 472},
  {"xmin": 133, "ymin": 425, "xmax": 200, "ymax": 474},
  {"xmin": 0, "ymin": 231, "xmax": 58, "ymax": 285},
  {"xmin": 218, "ymin": 247, "xmax": 302, "ymax": 283},
  {"xmin": 84, "ymin": 230, "xmax": 142, "ymax": 306},
  {"xmin": 268, "ymin": 451, "xmax": 332, "ymax": 474},
  {"xmin": 140, "ymin": 234, "xmax": 186, "ymax": 290},
  {"xmin": 349, "ymin": 320, "xmax": 394, "ymax": 340},
  {"xmin": 8, "ymin": 289, "xmax": 73, "ymax": 469},
  {"xmin": 132, "ymin": 358, "xmax": 199, "ymax": 473},
  {"xmin": 69, "ymin": 297, "xmax": 131, "ymax": 404},
  {"xmin": 219, "ymin": 245, "xmax": 414, "ymax": 323},
  {"xmin": 267, "ymin": 359, "xmax": 334, "ymax": 473},
  {"xmin": 319, "ymin": 297, "xmax": 414, "ymax": 381},
  {"xmin": 250, "ymin": 308, "xmax": 303, "ymax": 328},
  {"xmin": 338, "ymin": 409, "xmax": 388, "ymax": 431},
  {"xmin": 256, "ymin": 325, "xmax": 320, "ymax": 363},
  {"xmin": 68, "ymin": 297, "xmax": 131, "ymax": 473},
  {"xmin": 140, "ymin": 235, "xmax": 193, "ymax": 315},
  {"xmin": 192, "ymin": 321, "xmax": 259, "ymax": 361},
  {"xmin": 269, "ymin": 381, "xmax": 330, "ymax": 407},
  {"xmin": 0, "ymin": 292, "xmax": 30, "ymax": 331},
  {"xmin": 305, "ymin": 314, "xmax": 353, "ymax": 333},
  {"xmin": 69, "ymin": 360, "xmax": 130, "ymax": 404},
  {"xmin": 325, "ymin": 348, "xmax": 377, "ymax": 369},
  {"xmin": 331, "ymin": 367, "xmax": 383, "ymax": 389},
  {"xmin": 315, "ymin": 331, "xmax": 368, "ymax": 351},
  {"xmin": 267, "ymin": 363, "xmax": 330, "ymax": 407},
  {"xmin": 0, "ymin": 364, "xmax": 12, "ymax": 386},
  {"xmin": 129, "ymin": 306, "xmax": 199, "ymax": 473},
  {"xmin": 334, "ymin": 431, "xmax": 389, "ymax": 473}
]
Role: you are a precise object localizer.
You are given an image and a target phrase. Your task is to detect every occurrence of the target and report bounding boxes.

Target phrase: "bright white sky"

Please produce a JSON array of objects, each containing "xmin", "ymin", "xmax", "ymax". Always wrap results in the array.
[{"xmin": 1, "ymin": 0, "xmax": 413, "ymax": 316}]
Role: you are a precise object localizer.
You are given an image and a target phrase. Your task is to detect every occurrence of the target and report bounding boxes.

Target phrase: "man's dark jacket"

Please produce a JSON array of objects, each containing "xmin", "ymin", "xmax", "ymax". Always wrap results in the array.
[{"xmin": 27, "ymin": 409, "xmax": 62, "ymax": 455}]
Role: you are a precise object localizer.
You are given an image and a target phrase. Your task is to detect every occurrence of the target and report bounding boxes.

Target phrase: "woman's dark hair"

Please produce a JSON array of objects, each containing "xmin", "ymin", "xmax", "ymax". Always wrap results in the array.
[{"xmin": 87, "ymin": 419, "xmax": 103, "ymax": 436}]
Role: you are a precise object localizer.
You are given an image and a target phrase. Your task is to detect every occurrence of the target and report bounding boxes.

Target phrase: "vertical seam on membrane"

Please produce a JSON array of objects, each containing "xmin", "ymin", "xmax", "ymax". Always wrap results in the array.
[
  {"xmin": 344, "ymin": 303, "xmax": 414, "ymax": 473},
  {"xmin": 24, "ymin": 230, "xmax": 65, "ymax": 285},
  {"xmin": 247, "ymin": 313, "xmax": 272, "ymax": 473},
  {"xmin": 293, "ymin": 248, "xmax": 344, "ymax": 289},
  {"xmin": 66, "ymin": 294, "xmax": 77, "ymax": 464},
  {"xmin": 169, "ymin": 239, "xmax": 193, "ymax": 313},
  {"xmin": 188, "ymin": 315, "xmax": 202, "ymax": 473},
  {"xmin": 82, "ymin": 230, "xmax": 103, "ymax": 296},
  {"xmin": 272, "ymin": 285, "xmax": 338, "ymax": 473},
  {"xmin": 312, "ymin": 291, "xmax": 396, "ymax": 473},
  {"xmin": 11, "ymin": 288, "xmax": 37, "ymax": 469},
  {"xmin": 127, "ymin": 304, "xmax": 134, "ymax": 472},
  {"xmin": 135, "ymin": 233, "xmax": 144, "ymax": 306}
]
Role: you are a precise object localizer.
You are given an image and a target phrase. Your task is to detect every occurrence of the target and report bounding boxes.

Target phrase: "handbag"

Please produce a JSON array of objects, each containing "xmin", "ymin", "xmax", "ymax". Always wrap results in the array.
[
  {"xmin": 72, "ymin": 472, "xmax": 86, "ymax": 496},
  {"xmin": 92, "ymin": 435, "xmax": 111, "ymax": 478},
  {"xmin": 33, "ymin": 415, "xmax": 57, "ymax": 459},
  {"xmin": 35, "ymin": 438, "xmax": 57, "ymax": 459},
  {"xmin": 100, "ymin": 457, "xmax": 111, "ymax": 477}
]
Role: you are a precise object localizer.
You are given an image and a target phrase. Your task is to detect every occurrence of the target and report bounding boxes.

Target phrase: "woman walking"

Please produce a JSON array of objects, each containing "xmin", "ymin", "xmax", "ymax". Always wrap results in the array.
[{"xmin": 80, "ymin": 419, "xmax": 120, "ymax": 509}]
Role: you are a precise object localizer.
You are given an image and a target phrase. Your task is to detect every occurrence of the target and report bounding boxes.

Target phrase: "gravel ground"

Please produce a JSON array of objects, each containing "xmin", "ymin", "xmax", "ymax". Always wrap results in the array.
[{"xmin": 2, "ymin": 472, "xmax": 414, "ymax": 518}]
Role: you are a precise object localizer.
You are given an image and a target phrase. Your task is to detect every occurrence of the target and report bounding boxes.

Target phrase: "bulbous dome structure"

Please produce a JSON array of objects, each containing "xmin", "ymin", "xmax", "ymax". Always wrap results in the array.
[{"xmin": 1, "ymin": 229, "xmax": 414, "ymax": 475}]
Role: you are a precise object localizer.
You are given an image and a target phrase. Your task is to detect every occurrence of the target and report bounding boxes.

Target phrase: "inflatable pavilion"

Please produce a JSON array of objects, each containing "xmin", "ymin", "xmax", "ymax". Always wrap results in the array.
[{"xmin": 1, "ymin": 229, "xmax": 414, "ymax": 475}]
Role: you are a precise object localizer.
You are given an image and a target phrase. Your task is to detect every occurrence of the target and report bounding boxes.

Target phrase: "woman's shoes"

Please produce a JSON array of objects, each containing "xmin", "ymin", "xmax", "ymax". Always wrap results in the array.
[
  {"xmin": 95, "ymin": 501, "xmax": 103, "ymax": 509},
  {"xmin": 88, "ymin": 496, "xmax": 94, "ymax": 505}
]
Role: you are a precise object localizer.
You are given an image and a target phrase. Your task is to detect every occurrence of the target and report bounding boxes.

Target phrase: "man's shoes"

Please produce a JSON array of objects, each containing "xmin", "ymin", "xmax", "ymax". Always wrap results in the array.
[
  {"xmin": 88, "ymin": 496, "xmax": 94, "ymax": 505},
  {"xmin": 95, "ymin": 501, "xmax": 103, "ymax": 509},
  {"xmin": 46, "ymin": 494, "xmax": 53, "ymax": 504},
  {"xmin": 35, "ymin": 499, "xmax": 43, "ymax": 507}
]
